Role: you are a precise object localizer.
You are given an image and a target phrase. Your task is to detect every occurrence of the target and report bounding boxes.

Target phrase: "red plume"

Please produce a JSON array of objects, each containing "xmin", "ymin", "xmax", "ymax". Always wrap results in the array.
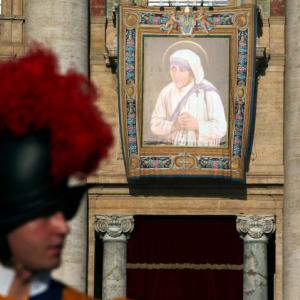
[{"xmin": 0, "ymin": 46, "xmax": 113, "ymax": 182}]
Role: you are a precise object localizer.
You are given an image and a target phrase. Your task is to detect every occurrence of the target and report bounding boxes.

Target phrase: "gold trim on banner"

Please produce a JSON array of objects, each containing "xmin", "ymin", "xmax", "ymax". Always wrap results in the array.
[{"xmin": 127, "ymin": 263, "xmax": 243, "ymax": 271}]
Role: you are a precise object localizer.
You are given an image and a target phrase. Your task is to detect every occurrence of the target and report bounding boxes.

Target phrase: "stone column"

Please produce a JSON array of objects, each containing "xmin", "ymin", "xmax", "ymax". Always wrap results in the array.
[
  {"xmin": 236, "ymin": 215, "xmax": 275, "ymax": 300},
  {"xmin": 96, "ymin": 215, "xmax": 134, "ymax": 300},
  {"xmin": 24, "ymin": 0, "xmax": 88, "ymax": 74},
  {"xmin": 24, "ymin": 0, "xmax": 89, "ymax": 291},
  {"xmin": 284, "ymin": 0, "xmax": 300, "ymax": 298}
]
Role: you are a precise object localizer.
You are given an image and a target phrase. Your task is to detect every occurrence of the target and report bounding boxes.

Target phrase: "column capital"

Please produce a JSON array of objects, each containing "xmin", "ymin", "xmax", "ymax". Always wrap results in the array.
[
  {"xmin": 236, "ymin": 215, "xmax": 275, "ymax": 241},
  {"xmin": 95, "ymin": 215, "xmax": 134, "ymax": 239}
]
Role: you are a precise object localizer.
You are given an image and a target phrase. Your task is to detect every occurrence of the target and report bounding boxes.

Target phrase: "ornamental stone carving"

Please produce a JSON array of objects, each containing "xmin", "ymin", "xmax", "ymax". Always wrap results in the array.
[
  {"xmin": 95, "ymin": 215, "xmax": 134, "ymax": 239},
  {"xmin": 236, "ymin": 215, "xmax": 275, "ymax": 240},
  {"xmin": 96, "ymin": 215, "xmax": 134, "ymax": 300},
  {"xmin": 237, "ymin": 215, "xmax": 275, "ymax": 300}
]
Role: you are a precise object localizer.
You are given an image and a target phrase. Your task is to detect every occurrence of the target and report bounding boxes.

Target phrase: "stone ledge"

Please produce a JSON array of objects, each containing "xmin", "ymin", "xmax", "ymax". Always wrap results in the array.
[
  {"xmin": 0, "ymin": 16, "xmax": 25, "ymax": 21},
  {"xmin": 89, "ymin": 195, "xmax": 283, "ymax": 215},
  {"xmin": 88, "ymin": 171, "xmax": 284, "ymax": 185},
  {"xmin": 88, "ymin": 183, "xmax": 284, "ymax": 196},
  {"xmin": 269, "ymin": 16, "xmax": 285, "ymax": 25},
  {"xmin": 90, "ymin": 16, "xmax": 106, "ymax": 24}
]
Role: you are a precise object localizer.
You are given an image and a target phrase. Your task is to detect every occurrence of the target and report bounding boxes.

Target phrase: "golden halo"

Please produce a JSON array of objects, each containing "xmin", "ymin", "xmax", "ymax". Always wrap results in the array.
[{"xmin": 162, "ymin": 40, "xmax": 209, "ymax": 72}]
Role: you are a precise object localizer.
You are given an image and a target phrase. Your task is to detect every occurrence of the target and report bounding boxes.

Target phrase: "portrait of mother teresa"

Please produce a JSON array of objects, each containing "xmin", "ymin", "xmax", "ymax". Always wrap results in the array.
[{"xmin": 150, "ymin": 49, "xmax": 227, "ymax": 147}]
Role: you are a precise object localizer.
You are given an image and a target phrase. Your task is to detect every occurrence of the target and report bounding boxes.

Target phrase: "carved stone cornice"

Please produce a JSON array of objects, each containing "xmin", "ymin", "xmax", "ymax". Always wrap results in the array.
[
  {"xmin": 95, "ymin": 215, "xmax": 134, "ymax": 239},
  {"xmin": 236, "ymin": 215, "xmax": 275, "ymax": 240}
]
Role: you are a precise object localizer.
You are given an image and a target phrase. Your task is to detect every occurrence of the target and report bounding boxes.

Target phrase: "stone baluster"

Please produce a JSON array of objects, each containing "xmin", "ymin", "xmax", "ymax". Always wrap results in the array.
[
  {"xmin": 96, "ymin": 215, "xmax": 134, "ymax": 300},
  {"xmin": 236, "ymin": 215, "xmax": 275, "ymax": 300}
]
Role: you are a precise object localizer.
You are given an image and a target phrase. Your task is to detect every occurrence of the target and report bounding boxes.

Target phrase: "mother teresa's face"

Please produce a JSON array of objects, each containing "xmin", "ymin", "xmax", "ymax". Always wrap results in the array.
[{"xmin": 170, "ymin": 64, "xmax": 194, "ymax": 89}]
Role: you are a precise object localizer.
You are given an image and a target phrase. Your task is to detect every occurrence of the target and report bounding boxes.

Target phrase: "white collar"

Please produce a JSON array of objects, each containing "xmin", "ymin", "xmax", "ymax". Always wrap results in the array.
[{"xmin": 0, "ymin": 263, "xmax": 50, "ymax": 297}]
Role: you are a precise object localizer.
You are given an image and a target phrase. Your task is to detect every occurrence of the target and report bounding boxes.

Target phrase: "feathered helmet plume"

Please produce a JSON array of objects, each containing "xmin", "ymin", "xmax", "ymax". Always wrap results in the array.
[
  {"xmin": 0, "ymin": 46, "xmax": 113, "ymax": 181},
  {"xmin": 0, "ymin": 46, "xmax": 113, "ymax": 232}
]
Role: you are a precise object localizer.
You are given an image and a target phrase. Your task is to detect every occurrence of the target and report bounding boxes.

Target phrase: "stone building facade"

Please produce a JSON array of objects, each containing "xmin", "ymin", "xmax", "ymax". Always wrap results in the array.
[{"xmin": 0, "ymin": 0, "xmax": 293, "ymax": 299}]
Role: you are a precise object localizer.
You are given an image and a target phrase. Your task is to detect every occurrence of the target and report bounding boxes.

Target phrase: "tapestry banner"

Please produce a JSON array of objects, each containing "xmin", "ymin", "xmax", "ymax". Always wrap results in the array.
[{"xmin": 118, "ymin": 5, "xmax": 256, "ymax": 182}]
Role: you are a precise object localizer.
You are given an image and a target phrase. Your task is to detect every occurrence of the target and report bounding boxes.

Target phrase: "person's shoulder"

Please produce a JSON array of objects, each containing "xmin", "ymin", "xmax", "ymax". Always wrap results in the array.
[
  {"xmin": 50, "ymin": 279, "xmax": 131, "ymax": 300},
  {"xmin": 63, "ymin": 287, "xmax": 131, "ymax": 300},
  {"xmin": 0, "ymin": 296, "xmax": 15, "ymax": 300},
  {"xmin": 62, "ymin": 285, "xmax": 96, "ymax": 300}
]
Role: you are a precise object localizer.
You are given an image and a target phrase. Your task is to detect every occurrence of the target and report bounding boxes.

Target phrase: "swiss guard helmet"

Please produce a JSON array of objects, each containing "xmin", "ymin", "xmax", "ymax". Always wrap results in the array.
[{"xmin": 0, "ymin": 46, "xmax": 113, "ymax": 262}]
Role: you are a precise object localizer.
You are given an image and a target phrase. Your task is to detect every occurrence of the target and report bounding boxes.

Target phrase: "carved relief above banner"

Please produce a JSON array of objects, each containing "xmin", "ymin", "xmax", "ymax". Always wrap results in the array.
[{"xmin": 118, "ymin": 5, "xmax": 256, "ymax": 182}]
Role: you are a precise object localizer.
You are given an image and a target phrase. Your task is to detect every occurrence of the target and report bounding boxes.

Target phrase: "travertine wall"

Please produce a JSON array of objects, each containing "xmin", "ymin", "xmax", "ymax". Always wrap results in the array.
[
  {"xmin": 88, "ymin": 1, "xmax": 285, "ymax": 299},
  {"xmin": 283, "ymin": 0, "xmax": 300, "ymax": 297},
  {"xmin": 0, "ymin": 0, "xmax": 285, "ymax": 298},
  {"xmin": 247, "ymin": 15, "xmax": 284, "ymax": 185}
]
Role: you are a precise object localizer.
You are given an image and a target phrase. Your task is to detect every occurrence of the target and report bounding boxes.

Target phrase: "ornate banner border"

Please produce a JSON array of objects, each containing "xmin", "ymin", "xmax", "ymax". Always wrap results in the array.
[{"xmin": 118, "ymin": 5, "xmax": 256, "ymax": 182}]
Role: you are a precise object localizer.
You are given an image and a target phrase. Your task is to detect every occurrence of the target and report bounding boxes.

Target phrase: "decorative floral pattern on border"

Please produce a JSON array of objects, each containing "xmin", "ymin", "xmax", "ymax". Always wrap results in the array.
[
  {"xmin": 125, "ymin": 29, "xmax": 136, "ymax": 84},
  {"xmin": 237, "ymin": 30, "xmax": 248, "ymax": 83},
  {"xmin": 140, "ymin": 156, "xmax": 173, "ymax": 169},
  {"xmin": 233, "ymin": 101, "xmax": 244, "ymax": 157},
  {"xmin": 202, "ymin": 13, "xmax": 234, "ymax": 26},
  {"xmin": 198, "ymin": 157, "xmax": 230, "ymax": 170},
  {"xmin": 125, "ymin": 28, "xmax": 138, "ymax": 155},
  {"xmin": 139, "ymin": 11, "xmax": 234, "ymax": 28},
  {"xmin": 140, "ymin": 12, "xmax": 170, "ymax": 25},
  {"xmin": 232, "ymin": 29, "xmax": 248, "ymax": 157},
  {"xmin": 126, "ymin": 100, "xmax": 138, "ymax": 155}
]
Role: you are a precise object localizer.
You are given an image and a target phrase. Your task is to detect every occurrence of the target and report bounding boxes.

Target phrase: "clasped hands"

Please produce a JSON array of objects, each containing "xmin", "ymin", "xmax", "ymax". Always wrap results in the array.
[{"xmin": 172, "ymin": 112, "xmax": 198, "ymax": 131}]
